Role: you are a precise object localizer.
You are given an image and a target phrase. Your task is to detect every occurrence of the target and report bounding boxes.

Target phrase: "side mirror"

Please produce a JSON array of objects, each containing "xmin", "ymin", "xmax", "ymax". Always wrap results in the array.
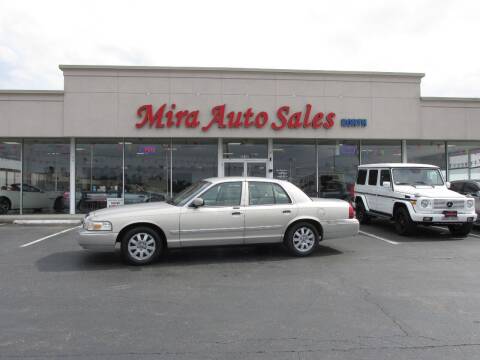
[
  {"xmin": 382, "ymin": 181, "xmax": 391, "ymax": 188},
  {"xmin": 191, "ymin": 198, "xmax": 204, "ymax": 208},
  {"xmin": 445, "ymin": 182, "xmax": 451, "ymax": 189}
]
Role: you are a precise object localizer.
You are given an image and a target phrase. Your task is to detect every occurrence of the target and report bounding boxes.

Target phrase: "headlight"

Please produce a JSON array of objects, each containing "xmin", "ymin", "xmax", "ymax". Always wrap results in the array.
[
  {"xmin": 467, "ymin": 199, "xmax": 474, "ymax": 208},
  {"xmin": 420, "ymin": 199, "xmax": 430, "ymax": 208},
  {"xmin": 84, "ymin": 219, "xmax": 112, "ymax": 231}
]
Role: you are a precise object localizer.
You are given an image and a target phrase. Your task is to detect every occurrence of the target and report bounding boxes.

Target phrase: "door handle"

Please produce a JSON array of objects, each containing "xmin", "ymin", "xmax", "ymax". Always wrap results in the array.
[
  {"xmin": 282, "ymin": 210, "xmax": 291, "ymax": 214},
  {"xmin": 232, "ymin": 212, "xmax": 242, "ymax": 215}
]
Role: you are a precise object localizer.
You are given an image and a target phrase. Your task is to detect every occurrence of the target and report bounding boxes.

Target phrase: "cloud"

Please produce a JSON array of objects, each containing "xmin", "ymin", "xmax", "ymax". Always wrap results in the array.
[{"xmin": 0, "ymin": 0, "xmax": 479, "ymax": 96}]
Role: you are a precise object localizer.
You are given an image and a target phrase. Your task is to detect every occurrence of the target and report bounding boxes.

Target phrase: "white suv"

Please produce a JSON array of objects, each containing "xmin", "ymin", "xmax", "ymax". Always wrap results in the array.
[{"xmin": 354, "ymin": 163, "xmax": 477, "ymax": 236}]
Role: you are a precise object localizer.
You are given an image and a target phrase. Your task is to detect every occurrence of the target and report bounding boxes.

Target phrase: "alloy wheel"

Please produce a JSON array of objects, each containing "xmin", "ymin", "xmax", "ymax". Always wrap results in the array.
[
  {"xmin": 127, "ymin": 232, "xmax": 156, "ymax": 261},
  {"xmin": 292, "ymin": 226, "xmax": 315, "ymax": 252}
]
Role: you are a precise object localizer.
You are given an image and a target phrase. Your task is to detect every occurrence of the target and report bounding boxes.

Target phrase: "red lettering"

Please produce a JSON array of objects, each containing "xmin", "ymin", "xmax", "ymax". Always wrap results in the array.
[
  {"xmin": 255, "ymin": 112, "xmax": 268, "ymax": 128},
  {"xmin": 303, "ymin": 104, "xmax": 312, "ymax": 128},
  {"xmin": 175, "ymin": 110, "xmax": 189, "ymax": 127},
  {"xmin": 272, "ymin": 106, "xmax": 289, "ymax": 130},
  {"xmin": 227, "ymin": 111, "xmax": 243, "ymax": 128},
  {"xmin": 135, "ymin": 105, "xmax": 154, "ymax": 128},
  {"xmin": 185, "ymin": 111, "xmax": 199, "ymax": 128},
  {"xmin": 312, "ymin": 112, "xmax": 324, "ymax": 128},
  {"xmin": 154, "ymin": 105, "xmax": 166, "ymax": 128},
  {"xmin": 165, "ymin": 104, "xmax": 176, "ymax": 128},
  {"xmin": 288, "ymin": 112, "xmax": 302, "ymax": 128},
  {"xmin": 324, "ymin": 112, "xmax": 335, "ymax": 129},
  {"xmin": 244, "ymin": 108, "xmax": 254, "ymax": 128},
  {"xmin": 202, "ymin": 104, "xmax": 226, "ymax": 131}
]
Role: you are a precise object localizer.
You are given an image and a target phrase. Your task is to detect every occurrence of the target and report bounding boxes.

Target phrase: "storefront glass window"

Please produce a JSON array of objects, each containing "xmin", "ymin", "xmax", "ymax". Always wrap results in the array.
[
  {"xmin": 273, "ymin": 140, "xmax": 316, "ymax": 196},
  {"xmin": 223, "ymin": 139, "xmax": 267, "ymax": 159},
  {"xmin": 317, "ymin": 141, "xmax": 359, "ymax": 201},
  {"xmin": 172, "ymin": 139, "xmax": 217, "ymax": 196},
  {"xmin": 76, "ymin": 140, "xmax": 123, "ymax": 213},
  {"xmin": 447, "ymin": 142, "xmax": 480, "ymax": 181},
  {"xmin": 406, "ymin": 141, "xmax": 446, "ymax": 177},
  {"xmin": 23, "ymin": 140, "xmax": 70, "ymax": 214},
  {"xmin": 0, "ymin": 139, "xmax": 21, "ymax": 215},
  {"xmin": 360, "ymin": 140, "xmax": 402, "ymax": 165},
  {"xmin": 124, "ymin": 139, "xmax": 171, "ymax": 205}
]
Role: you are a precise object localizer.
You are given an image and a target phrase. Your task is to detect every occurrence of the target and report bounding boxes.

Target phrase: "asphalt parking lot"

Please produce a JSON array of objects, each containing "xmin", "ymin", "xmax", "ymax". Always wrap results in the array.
[{"xmin": 2, "ymin": 222, "xmax": 480, "ymax": 359}]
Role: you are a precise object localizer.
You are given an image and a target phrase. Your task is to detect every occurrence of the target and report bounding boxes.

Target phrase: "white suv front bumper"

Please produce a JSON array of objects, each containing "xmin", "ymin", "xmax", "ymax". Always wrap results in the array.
[{"xmin": 410, "ymin": 212, "xmax": 476, "ymax": 224}]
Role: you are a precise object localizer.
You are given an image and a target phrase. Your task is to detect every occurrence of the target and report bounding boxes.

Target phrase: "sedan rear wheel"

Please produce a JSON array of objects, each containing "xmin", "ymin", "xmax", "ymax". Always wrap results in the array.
[
  {"xmin": 285, "ymin": 222, "xmax": 320, "ymax": 256},
  {"xmin": 121, "ymin": 227, "xmax": 162, "ymax": 265}
]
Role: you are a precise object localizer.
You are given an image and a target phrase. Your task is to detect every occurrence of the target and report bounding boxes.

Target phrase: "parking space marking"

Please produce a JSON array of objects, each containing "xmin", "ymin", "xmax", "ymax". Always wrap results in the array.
[
  {"xmin": 468, "ymin": 233, "xmax": 480, "ymax": 238},
  {"xmin": 359, "ymin": 230, "xmax": 400, "ymax": 245},
  {"xmin": 431, "ymin": 225, "xmax": 480, "ymax": 238},
  {"xmin": 20, "ymin": 226, "xmax": 80, "ymax": 248}
]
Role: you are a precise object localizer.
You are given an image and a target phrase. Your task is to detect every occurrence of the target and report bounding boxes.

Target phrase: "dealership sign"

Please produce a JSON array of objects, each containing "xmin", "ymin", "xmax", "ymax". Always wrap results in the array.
[{"xmin": 135, "ymin": 104, "xmax": 335, "ymax": 131}]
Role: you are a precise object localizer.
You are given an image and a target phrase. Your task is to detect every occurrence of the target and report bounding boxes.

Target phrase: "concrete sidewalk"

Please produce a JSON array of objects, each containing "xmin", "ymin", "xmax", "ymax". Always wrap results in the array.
[{"xmin": 0, "ymin": 214, "xmax": 84, "ymax": 224}]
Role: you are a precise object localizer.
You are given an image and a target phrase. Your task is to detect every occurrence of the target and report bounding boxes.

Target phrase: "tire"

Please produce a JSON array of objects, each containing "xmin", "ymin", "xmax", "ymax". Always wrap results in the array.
[
  {"xmin": 0, "ymin": 197, "xmax": 10, "ymax": 215},
  {"xmin": 121, "ymin": 226, "xmax": 163, "ymax": 265},
  {"xmin": 285, "ymin": 222, "xmax": 320, "ymax": 257},
  {"xmin": 448, "ymin": 223, "xmax": 473, "ymax": 237},
  {"xmin": 394, "ymin": 207, "xmax": 416, "ymax": 236},
  {"xmin": 355, "ymin": 199, "xmax": 371, "ymax": 225}
]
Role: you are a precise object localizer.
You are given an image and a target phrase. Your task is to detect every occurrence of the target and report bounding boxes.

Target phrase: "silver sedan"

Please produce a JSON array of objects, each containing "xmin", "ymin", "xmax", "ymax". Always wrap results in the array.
[{"xmin": 78, "ymin": 177, "xmax": 359, "ymax": 265}]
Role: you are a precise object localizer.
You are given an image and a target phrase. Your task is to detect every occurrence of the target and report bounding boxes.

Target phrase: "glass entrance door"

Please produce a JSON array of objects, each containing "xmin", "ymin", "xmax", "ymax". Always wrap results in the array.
[{"xmin": 224, "ymin": 161, "xmax": 268, "ymax": 177}]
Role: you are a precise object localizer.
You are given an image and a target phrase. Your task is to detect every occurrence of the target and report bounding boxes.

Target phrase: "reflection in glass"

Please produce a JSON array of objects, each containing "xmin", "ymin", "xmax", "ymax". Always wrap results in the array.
[
  {"xmin": 447, "ymin": 142, "xmax": 480, "ymax": 181},
  {"xmin": 125, "ymin": 140, "xmax": 170, "ymax": 205},
  {"xmin": 225, "ymin": 162, "xmax": 244, "ymax": 177},
  {"xmin": 223, "ymin": 139, "xmax": 267, "ymax": 159},
  {"xmin": 172, "ymin": 139, "xmax": 217, "ymax": 195},
  {"xmin": 247, "ymin": 162, "xmax": 267, "ymax": 177},
  {"xmin": 76, "ymin": 140, "xmax": 123, "ymax": 213},
  {"xmin": 0, "ymin": 140, "xmax": 21, "ymax": 214},
  {"xmin": 318, "ymin": 141, "xmax": 359, "ymax": 201},
  {"xmin": 360, "ymin": 140, "xmax": 402, "ymax": 165},
  {"xmin": 23, "ymin": 140, "xmax": 70, "ymax": 213},
  {"xmin": 406, "ymin": 141, "xmax": 446, "ymax": 178},
  {"xmin": 273, "ymin": 140, "xmax": 316, "ymax": 196}
]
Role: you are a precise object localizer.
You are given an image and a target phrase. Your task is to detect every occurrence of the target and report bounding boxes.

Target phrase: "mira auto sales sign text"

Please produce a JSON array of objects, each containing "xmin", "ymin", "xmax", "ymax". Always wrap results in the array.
[{"xmin": 135, "ymin": 104, "xmax": 335, "ymax": 131}]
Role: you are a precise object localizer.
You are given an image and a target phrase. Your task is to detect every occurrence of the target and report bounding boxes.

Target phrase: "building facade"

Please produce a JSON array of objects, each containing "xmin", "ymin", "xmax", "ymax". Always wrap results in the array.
[{"xmin": 0, "ymin": 65, "xmax": 479, "ymax": 215}]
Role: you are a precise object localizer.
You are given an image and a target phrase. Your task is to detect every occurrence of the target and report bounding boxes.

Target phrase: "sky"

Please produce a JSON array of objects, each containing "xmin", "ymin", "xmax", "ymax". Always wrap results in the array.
[{"xmin": 0, "ymin": 0, "xmax": 479, "ymax": 97}]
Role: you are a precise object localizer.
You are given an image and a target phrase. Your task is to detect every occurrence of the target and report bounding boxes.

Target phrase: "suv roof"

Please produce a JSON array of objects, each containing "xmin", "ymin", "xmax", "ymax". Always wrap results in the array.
[{"xmin": 358, "ymin": 163, "xmax": 439, "ymax": 169}]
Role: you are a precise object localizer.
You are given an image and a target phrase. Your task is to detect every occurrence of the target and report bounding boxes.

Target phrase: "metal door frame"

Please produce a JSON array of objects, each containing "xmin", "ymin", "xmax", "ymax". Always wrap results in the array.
[{"xmin": 222, "ymin": 159, "xmax": 268, "ymax": 177}]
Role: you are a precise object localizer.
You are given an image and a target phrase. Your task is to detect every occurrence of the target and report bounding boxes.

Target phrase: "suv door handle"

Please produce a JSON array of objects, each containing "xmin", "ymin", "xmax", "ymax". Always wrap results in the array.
[
  {"xmin": 282, "ymin": 210, "xmax": 291, "ymax": 214},
  {"xmin": 232, "ymin": 212, "xmax": 242, "ymax": 216}
]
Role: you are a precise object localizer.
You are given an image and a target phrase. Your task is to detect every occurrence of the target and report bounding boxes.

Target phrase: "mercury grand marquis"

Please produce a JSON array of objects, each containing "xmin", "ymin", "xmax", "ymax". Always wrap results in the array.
[{"xmin": 78, "ymin": 177, "xmax": 359, "ymax": 265}]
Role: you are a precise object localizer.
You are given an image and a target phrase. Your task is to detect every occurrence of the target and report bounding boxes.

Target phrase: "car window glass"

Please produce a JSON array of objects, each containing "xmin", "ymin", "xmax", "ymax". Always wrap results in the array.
[
  {"xmin": 380, "ymin": 170, "xmax": 391, "ymax": 185},
  {"xmin": 356, "ymin": 170, "xmax": 367, "ymax": 185},
  {"xmin": 368, "ymin": 170, "xmax": 378, "ymax": 186},
  {"xmin": 450, "ymin": 182, "xmax": 463, "ymax": 192},
  {"xmin": 465, "ymin": 183, "xmax": 478, "ymax": 194},
  {"xmin": 200, "ymin": 182, "xmax": 242, "ymax": 207},
  {"xmin": 249, "ymin": 182, "xmax": 276, "ymax": 205},
  {"xmin": 272, "ymin": 184, "xmax": 291, "ymax": 204}
]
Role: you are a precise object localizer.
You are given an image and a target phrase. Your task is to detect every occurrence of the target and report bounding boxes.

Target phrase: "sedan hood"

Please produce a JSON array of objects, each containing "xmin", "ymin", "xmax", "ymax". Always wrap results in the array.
[
  {"xmin": 395, "ymin": 185, "xmax": 465, "ymax": 199},
  {"xmin": 88, "ymin": 201, "xmax": 177, "ymax": 219}
]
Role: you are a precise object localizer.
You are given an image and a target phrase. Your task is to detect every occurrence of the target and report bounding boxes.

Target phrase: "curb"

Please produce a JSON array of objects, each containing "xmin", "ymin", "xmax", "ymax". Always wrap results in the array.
[{"xmin": 12, "ymin": 220, "xmax": 82, "ymax": 225}]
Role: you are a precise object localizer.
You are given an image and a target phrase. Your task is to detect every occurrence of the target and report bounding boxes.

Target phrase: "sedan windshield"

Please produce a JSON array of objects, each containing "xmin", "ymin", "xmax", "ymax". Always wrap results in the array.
[
  {"xmin": 392, "ymin": 168, "xmax": 444, "ymax": 186},
  {"xmin": 169, "ymin": 181, "xmax": 211, "ymax": 206}
]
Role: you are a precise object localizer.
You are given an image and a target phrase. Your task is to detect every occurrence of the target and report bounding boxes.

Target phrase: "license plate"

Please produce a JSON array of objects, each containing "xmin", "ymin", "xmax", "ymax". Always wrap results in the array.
[{"xmin": 443, "ymin": 210, "xmax": 458, "ymax": 218}]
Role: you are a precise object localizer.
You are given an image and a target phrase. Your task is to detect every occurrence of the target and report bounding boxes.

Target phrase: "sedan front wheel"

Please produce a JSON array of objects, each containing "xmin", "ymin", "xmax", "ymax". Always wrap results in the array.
[
  {"xmin": 121, "ymin": 227, "xmax": 163, "ymax": 265},
  {"xmin": 285, "ymin": 222, "xmax": 320, "ymax": 256}
]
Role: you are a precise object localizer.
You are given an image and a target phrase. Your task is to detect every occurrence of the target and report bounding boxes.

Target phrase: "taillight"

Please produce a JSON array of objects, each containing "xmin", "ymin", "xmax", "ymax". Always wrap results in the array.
[{"xmin": 348, "ymin": 203, "xmax": 355, "ymax": 219}]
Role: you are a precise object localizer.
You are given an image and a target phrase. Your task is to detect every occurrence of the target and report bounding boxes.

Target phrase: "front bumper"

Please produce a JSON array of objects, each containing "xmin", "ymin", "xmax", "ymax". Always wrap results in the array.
[
  {"xmin": 77, "ymin": 228, "xmax": 118, "ymax": 252},
  {"xmin": 322, "ymin": 218, "xmax": 359, "ymax": 239},
  {"xmin": 410, "ymin": 212, "xmax": 477, "ymax": 225}
]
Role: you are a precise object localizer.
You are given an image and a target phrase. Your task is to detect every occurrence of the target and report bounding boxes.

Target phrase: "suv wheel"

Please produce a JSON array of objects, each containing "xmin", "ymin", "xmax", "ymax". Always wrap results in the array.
[
  {"xmin": 448, "ymin": 223, "xmax": 473, "ymax": 237},
  {"xmin": 394, "ymin": 207, "xmax": 416, "ymax": 236},
  {"xmin": 355, "ymin": 199, "xmax": 370, "ymax": 225},
  {"xmin": 285, "ymin": 222, "xmax": 320, "ymax": 256},
  {"xmin": 121, "ymin": 226, "xmax": 163, "ymax": 265}
]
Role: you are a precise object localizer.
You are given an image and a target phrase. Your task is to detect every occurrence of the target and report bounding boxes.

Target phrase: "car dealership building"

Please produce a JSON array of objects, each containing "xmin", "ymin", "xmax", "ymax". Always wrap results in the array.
[{"xmin": 0, "ymin": 65, "xmax": 479, "ymax": 215}]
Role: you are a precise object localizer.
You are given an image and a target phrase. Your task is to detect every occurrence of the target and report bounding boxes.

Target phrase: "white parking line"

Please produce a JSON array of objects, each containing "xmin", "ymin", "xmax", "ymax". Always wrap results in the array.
[
  {"xmin": 431, "ymin": 225, "xmax": 480, "ymax": 238},
  {"xmin": 20, "ymin": 226, "xmax": 80, "ymax": 248},
  {"xmin": 468, "ymin": 233, "xmax": 480, "ymax": 238},
  {"xmin": 359, "ymin": 230, "xmax": 400, "ymax": 245}
]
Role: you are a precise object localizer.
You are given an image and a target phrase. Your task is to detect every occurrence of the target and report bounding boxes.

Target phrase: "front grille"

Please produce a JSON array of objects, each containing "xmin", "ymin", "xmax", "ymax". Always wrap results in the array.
[{"xmin": 433, "ymin": 199, "xmax": 464, "ymax": 210}]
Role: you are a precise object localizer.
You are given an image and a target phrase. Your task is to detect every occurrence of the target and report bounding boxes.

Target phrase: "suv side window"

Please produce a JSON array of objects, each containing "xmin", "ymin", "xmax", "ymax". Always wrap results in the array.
[
  {"xmin": 200, "ymin": 182, "xmax": 242, "ymax": 207},
  {"xmin": 356, "ymin": 169, "xmax": 367, "ymax": 185},
  {"xmin": 368, "ymin": 170, "xmax": 378, "ymax": 186},
  {"xmin": 380, "ymin": 169, "xmax": 391, "ymax": 186}
]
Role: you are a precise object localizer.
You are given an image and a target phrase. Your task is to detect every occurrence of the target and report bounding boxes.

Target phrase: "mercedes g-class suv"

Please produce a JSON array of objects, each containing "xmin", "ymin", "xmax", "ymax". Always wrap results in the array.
[{"xmin": 354, "ymin": 163, "xmax": 477, "ymax": 236}]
